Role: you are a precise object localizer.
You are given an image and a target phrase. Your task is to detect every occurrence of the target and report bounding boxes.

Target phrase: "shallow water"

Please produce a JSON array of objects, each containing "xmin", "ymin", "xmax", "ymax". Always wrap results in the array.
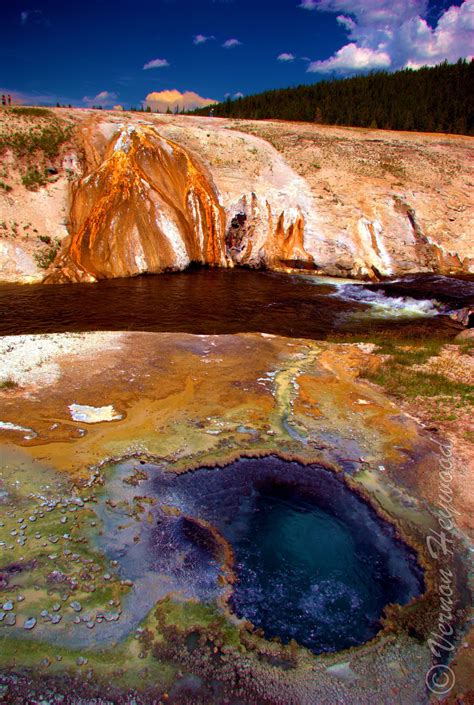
[{"xmin": 0, "ymin": 268, "xmax": 470, "ymax": 338}]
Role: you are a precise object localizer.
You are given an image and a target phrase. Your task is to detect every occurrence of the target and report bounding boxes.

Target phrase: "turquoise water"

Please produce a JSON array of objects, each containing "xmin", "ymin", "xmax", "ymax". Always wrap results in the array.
[
  {"xmin": 92, "ymin": 456, "xmax": 423, "ymax": 654},
  {"xmin": 228, "ymin": 482, "xmax": 418, "ymax": 652}
]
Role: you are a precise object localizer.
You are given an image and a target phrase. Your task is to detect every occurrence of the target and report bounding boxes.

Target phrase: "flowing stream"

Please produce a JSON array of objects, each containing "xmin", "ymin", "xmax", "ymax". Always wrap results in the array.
[{"xmin": 0, "ymin": 269, "xmax": 472, "ymax": 338}]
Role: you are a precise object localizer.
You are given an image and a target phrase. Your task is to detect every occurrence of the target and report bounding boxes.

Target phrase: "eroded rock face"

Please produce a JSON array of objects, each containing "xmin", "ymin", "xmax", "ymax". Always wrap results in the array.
[
  {"xmin": 2, "ymin": 110, "xmax": 472, "ymax": 284},
  {"xmin": 45, "ymin": 124, "xmax": 229, "ymax": 283}
]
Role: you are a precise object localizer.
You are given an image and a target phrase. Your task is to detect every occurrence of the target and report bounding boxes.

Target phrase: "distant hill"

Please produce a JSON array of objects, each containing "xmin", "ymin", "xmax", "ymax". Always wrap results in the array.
[{"xmin": 193, "ymin": 60, "xmax": 473, "ymax": 135}]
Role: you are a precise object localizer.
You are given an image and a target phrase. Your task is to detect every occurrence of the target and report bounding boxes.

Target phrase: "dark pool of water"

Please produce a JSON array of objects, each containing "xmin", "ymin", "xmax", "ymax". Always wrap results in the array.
[
  {"xmin": 124, "ymin": 457, "xmax": 424, "ymax": 654},
  {"xmin": 0, "ymin": 268, "xmax": 468, "ymax": 339}
]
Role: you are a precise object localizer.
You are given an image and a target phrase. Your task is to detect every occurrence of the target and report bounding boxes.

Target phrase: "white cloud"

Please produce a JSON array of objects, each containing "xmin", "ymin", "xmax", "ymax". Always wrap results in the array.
[
  {"xmin": 144, "ymin": 89, "xmax": 218, "ymax": 112},
  {"xmin": 20, "ymin": 11, "xmax": 29, "ymax": 24},
  {"xmin": 308, "ymin": 43, "xmax": 391, "ymax": 72},
  {"xmin": 304, "ymin": 0, "xmax": 474, "ymax": 74},
  {"xmin": 83, "ymin": 91, "xmax": 118, "ymax": 107},
  {"xmin": 234, "ymin": 92, "xmax": 245, "ymax": 98},
  {"xmin": 143, "ymin": 58, "xmax": 170, "ymax": 70},
  {"xmin": 194, "ymin": 34, "xmax": 215, "ymax": 44},
  {"xmin": 278, "ymin": 52, "xmax": 296, "ymax": 61},
  {"xmin": 222, "ymin": 38, "xmax": 242, "ymax": 48}
]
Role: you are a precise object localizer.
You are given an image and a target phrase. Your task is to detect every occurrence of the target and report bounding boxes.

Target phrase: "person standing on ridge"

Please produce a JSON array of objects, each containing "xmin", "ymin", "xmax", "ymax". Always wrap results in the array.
[
  {"xmin": 1, "ymin": 95, "xmax": 5, "ymax": 107},
  {"xmin": 7, "ymin": 95, "xmax": 11, "ymax": 106}
]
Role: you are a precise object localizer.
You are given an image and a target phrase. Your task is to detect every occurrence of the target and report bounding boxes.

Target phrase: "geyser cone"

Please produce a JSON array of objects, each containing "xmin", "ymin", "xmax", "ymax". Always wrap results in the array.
[{"xmin": 46, "ymin": 125, "xmax": 228, "ymax": 283}]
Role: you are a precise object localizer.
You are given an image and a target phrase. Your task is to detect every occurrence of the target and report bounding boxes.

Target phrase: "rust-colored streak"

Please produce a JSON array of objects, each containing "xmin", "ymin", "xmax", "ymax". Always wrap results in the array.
[
  {"xmin": 45, "ymin": 125, "xmax": 228, "ymax": 283},
  {"xmin": 270, "ymin": 211, "xmax": 310, "ymax": 265}
]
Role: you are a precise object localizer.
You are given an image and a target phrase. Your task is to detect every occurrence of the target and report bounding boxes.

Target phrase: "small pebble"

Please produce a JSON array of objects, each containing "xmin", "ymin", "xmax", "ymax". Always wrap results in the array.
[{"xmin": 24, "ymin": 617, "xmax": 36, "ymax": 630}]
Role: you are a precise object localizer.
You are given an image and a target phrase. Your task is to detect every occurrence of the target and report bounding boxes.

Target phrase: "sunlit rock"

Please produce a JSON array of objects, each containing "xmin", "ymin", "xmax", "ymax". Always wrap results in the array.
[{"xmin": 45, "ymin": 125, "xmax": 229, "ymax": 282}]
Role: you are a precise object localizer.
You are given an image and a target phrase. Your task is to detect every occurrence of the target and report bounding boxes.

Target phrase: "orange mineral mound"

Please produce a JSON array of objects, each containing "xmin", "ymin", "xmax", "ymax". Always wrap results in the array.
[{"xmin": 46, "ymin": 124, "xmax": 229, "ymax": 283}]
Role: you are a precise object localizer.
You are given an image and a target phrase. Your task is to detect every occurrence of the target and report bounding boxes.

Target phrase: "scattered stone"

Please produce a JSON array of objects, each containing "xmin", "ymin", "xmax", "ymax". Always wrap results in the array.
[
  {"xmin": 76, "ymin": 657, "xmax": 88, "ymax": 666},
  {"xmin": 23, "ymin": 617, "xmax": 36, "ymax": 630},
  {"xmin": 70, "ymin": 600, "xmax": 82, "ymax": 612},
  {"xmin": 51, "ymin": 614, "xmax": 62, "ymax": 624},
  {"xmin": 5, "ymin": 613, "xmax": 16, "ymax": 626},
  {"xmin": 3, "ymin": 601, "xmax": 13, "ymax": 611}
]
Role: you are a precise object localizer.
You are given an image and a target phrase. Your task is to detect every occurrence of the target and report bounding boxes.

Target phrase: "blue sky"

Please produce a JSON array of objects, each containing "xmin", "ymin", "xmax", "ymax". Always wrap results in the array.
[{"xmin": 2, "ymin": 0, "xmax": 473, "ymax": 110}]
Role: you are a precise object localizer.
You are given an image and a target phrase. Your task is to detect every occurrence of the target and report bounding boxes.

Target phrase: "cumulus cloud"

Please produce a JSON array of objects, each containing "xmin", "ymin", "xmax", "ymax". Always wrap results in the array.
[
  {"xmin": 303, "ymin": 0, "xmax": 474, "ymax": 73},
  {"xmin": 277, "ymin": 52, "xmax": 296, "ymax": 61},
  {"xmin": 194, "ymin": 34, "xmax": 215, "ymax": 44},
  {"xmin": 309, "ymin": 43, "xmax": 391, "ymax": 72},
  {"xmin": 222, "ymin": 38, "xmax": 242, "ymax": 48},
  {"xmin": 83, "ymin": 91, "xmax": 118, "ymax": 107},
  {"xmin": 144, "ymin": 89, "xmax": 218, "ymax": 112},
  {"xmin": 143, "ymin": 57, "xmax": 170, "ymax": 70}
]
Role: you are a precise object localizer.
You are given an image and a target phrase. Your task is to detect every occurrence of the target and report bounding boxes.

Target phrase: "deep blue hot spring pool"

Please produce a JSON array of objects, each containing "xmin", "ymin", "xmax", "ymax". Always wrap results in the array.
[{"xmin": 99, "ymin": 456, "xmax": 424, "ymax": 654}]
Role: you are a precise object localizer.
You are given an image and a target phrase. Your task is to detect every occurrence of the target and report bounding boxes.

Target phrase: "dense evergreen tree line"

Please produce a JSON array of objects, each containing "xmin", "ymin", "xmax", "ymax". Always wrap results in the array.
[{"xmin": 193, "ymin": 60, "xmax": 473, "ymax": 135}]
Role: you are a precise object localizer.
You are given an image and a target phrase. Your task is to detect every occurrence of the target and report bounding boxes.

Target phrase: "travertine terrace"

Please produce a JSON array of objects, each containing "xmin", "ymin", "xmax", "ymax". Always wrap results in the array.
[{"xmin": 0, "ymin": 108, "xmax": 473, "ymax": 283}]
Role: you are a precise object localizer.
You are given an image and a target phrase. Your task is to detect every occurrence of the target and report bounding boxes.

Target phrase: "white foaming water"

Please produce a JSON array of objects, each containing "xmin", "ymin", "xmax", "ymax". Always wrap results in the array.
[{"xmin": 333, "ymin": 284, "xmax": 441, "ymax": 319}]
